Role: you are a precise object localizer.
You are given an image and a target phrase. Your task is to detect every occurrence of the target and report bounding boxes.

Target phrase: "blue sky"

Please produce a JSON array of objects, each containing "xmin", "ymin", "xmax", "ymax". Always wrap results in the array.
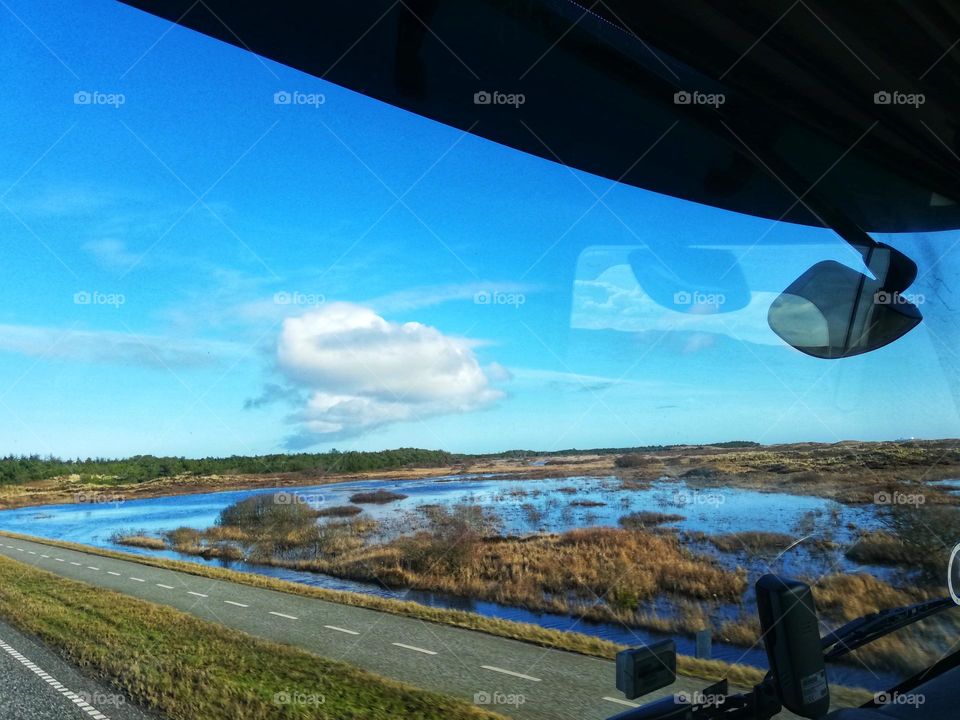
[{"xmin": 1, "ymin": 0, "xmax": 958, "ymax": 458}]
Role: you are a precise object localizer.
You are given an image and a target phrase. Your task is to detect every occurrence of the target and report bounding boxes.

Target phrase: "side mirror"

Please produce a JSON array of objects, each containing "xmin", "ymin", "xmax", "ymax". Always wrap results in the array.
[
  {"xmin": 755, "ymin": 575, "xmax": 830, "ymax": 719},
  {"xmin": 616, "ymin": 639, "xmax": 677, "ymax": 700},
  {"xmin": 768, "ymin": 243, "xmax": 921, "ymax": 358}
]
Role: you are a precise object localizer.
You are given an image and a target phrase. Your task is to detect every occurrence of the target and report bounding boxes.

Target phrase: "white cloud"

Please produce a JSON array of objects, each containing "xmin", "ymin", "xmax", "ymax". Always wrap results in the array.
[
  {"xmin": 270, "ymin": 303, "xmax": 502, "ymax": 444},
  {"xmin": 83, "ymin": 239, "xmax": 142, "ymax": 271},
  {"xmin": 0, "ymin": 324, "xmax": 240, "ymax": 367},
  {"xmin": 571, "ymin": 264, "xmax": 782, "ymax": 346},
  {"xmin": 368, "ymin": 281, "xmax": 534, "ymax": 313}
]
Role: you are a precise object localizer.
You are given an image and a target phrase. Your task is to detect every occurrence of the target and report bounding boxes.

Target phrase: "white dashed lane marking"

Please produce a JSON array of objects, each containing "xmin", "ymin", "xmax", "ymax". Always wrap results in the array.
[
  {"xmin": 480, "ymin": 665, "xmax": 542, "ymax": 682},
  {"xmin": 603, "ymin": 696, "xmax": 640, "ymax": 708},
  {"xmin": 0, "ymin": 636, "xmax": 114, "ymax": 720},
  {"xmin": 69, "ymin": 562, "xmax": 81, "ymax": 566},
  {"xmin": 1, "ymin": 541, "xmax": 570, "ymax": 696},
  {"xmin": 391, "ymin": 643, "xmax": 437, "ymax": 655},
  {"xmin": 324, "ymin": 625, "xmax": 359, "ymax": 635}
]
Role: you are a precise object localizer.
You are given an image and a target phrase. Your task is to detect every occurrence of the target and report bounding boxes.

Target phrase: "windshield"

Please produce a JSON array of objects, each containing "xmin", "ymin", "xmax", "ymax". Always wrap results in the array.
[{"xmin": 0, "ymin": 3, "xmax": 958, "ymax": 720}]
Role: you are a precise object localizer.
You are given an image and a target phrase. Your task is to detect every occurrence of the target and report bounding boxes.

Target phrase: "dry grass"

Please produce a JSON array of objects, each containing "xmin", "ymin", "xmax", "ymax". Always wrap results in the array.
[
  {"xmin": 113, "ymin": 505, "xmax": 842, "ymax": 659},
  {"xmin": 246, "ymin": 527, "xmax": 749, "ymax": 629},
  {"xmin": 844, "ymin": 532, "xmax": 914, "ymax": 566},
  {"xmin": 111, "ymin": 533, "xmax": 166, "ymax": 550},
  {"xmin": 707, "ymin": 532, "xmax": 797, "ymax": 554},
  {"xmin": 717, "ymin": 574, "xmax": 960, "ymax": 677},
  {"xmin": 814, "ymin": 574, "xmax": 921, "ymax": 620},
  {"xmin": 811, "ymin": 574, "xmax": 957, "ymax": 674},
  {"xmin": 618, "ymin": 511, "xmax": 685, "ymax": 529},
  {"xmin": 717, "ymin": 614, "xmax": 761, "ymax": 646},
  {"xmin": 610, "ymin": 440, "xmax": 960, "ymax": 505}
]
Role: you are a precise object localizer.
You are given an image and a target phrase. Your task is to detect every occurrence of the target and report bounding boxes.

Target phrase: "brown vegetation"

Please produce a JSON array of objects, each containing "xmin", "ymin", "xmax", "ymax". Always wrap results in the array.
[
  {"xmin": 625, "ymin": 440, "xmax": 960, "ymax": 505},
  {"xmin": 812, "ymin": 574, "xmax": 958, "ymax": 673},
  {"xmin": 156, "ymin": 499, "xmax": 748, "ymax": 632},
  {"xmin": 317, "ymin": 504, "xmax": 364, "ymax": 517},
  {"xmin": 619, "ymin": 511, "xmax": 685, "ymax": 529},
  {"xmin": 111, "ymin": 533, "xmax": 166, "ymax": 550},
  {"xmin": 349, "ymin": 490, "xmax": 408, "ymax": 504},
  {"xmin": 844, "ymin": 531, "xmax": 914, "ymax": 566},
  {"xmin": 707, "ymin": 532, "xmax": 797, "ymax": 554}
]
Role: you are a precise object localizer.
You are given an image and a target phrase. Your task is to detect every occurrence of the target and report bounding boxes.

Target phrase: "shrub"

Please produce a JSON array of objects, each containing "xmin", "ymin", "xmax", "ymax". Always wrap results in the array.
[
  {"xmin": 217, "ymin": 493, "xmax": 318, "ymax": 533},
  {"xmin": 316, "ymin": 504, "xmax": 364, "ymax": 518},
  {"xmin": 619, "ymin": 511, "xmax": 685, "ymax": 529},
  {"xmin": 348, "ymin": 490, "xmax": 408, "ymax": 504},
  {"xmin": 614, "ymin": 454, "xmax": 653, "ymax": 468}
]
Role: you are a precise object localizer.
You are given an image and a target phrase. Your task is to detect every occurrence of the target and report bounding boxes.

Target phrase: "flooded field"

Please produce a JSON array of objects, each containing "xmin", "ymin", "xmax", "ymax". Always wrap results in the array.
[{"xmin": 0, "ymin": 473, "xmax": 938, "ymax": 689}]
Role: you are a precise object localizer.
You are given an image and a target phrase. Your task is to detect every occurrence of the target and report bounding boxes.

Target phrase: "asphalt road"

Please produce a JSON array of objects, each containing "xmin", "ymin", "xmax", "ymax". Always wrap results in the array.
[
  {"xmin": 0, "ymin": 535, "xmax": 793, "ymax": 720},
  {"xmin": 0, "ymin": 616, "xmax": 157, "ymax": 720}
]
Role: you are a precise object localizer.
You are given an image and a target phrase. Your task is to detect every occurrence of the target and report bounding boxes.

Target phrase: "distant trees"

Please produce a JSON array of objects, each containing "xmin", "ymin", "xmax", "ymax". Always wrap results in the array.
[
  {"xmin": 0, "ymin": 448, "xmax": 455, "ymax": 486},
  {"xmin": 0, "ymin": 441, "xmax": 764, "ymax": 487}
]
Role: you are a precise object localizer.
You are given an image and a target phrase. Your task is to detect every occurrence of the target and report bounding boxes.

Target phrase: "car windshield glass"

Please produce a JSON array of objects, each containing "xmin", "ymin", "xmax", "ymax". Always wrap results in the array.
[{"xmin": 0, "ymin": 3, "xmax": 958, "ymax": 720}]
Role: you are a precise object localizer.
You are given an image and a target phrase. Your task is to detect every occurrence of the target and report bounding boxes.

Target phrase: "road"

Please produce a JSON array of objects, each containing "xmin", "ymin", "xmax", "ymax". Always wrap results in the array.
[
  {"xmin": 0, "ymin": 535, "xmax": 788, "ymax": 720},
  {"xmin": 0, "ymin": 616, "xmax": 157, "ymax": 720}
]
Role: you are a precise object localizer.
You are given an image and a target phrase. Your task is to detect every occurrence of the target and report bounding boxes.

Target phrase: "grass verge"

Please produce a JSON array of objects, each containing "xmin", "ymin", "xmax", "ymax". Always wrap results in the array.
[
  {"xmin": 0, "ymin": 553, "xmax": 502, "ymax": 720},
  {"xmin": 0, "ymin": 529, "xmax": 872, "ymax": 706}
]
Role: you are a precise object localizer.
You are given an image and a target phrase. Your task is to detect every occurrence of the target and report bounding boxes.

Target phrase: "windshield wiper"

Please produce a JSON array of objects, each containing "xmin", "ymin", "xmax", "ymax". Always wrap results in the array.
[{"xmin": 821, "ymin": 596, "xmax": 956, "ymax": 661}]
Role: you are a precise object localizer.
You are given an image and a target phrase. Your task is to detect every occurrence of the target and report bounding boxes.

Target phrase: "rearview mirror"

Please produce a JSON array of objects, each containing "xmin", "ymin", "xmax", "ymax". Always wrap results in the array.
[{"xmin": 768, "ymin": 243, "xmax": 921, "ymax": 359}]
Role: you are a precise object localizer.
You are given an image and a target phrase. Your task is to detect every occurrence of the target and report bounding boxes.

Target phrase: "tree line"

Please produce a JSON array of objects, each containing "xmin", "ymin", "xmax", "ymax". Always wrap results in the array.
[
  {"xmin": 0, "ymin": 441, "xmax": 761, "ymax": 486},
  {"xmin": 0, "ymin": 448, "xmax": 455, "ymax": 486}
]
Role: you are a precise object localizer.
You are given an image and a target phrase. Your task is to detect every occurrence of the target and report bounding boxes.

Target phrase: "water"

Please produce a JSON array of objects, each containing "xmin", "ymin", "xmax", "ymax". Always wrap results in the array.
[
  {"xmin": 931, "ymin": 478, "xmax": 960, "ymax": 495},
  {"xmin": 0, "ymin": 474, "xmax": 899, "ymax": 688}
]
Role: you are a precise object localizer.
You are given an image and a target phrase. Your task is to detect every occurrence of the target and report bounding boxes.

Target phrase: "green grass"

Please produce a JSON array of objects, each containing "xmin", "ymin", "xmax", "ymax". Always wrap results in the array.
[{"xmin": 0, "ymin": 553, "xmax": 502, "ymax": 720}]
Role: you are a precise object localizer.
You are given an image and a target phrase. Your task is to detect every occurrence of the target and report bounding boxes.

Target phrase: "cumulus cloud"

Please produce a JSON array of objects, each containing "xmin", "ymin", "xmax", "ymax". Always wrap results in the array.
[{"xmin": 266, "ymin": 303, "xmax": 503, "ymax": 445}]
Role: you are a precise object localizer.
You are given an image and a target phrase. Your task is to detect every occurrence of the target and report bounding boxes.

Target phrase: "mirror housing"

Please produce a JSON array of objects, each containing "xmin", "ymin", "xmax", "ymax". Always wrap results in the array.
[
  {"xmin": 756, "ymin": 575, "xmax": 830, "ymax": 719},
  {"xmin": 616, "ymin": 639, "xmax": 677, "ymax": 700},
  {"xmin": 768, "ymin": 243, "xmax": 921, "ymax": 358}
]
